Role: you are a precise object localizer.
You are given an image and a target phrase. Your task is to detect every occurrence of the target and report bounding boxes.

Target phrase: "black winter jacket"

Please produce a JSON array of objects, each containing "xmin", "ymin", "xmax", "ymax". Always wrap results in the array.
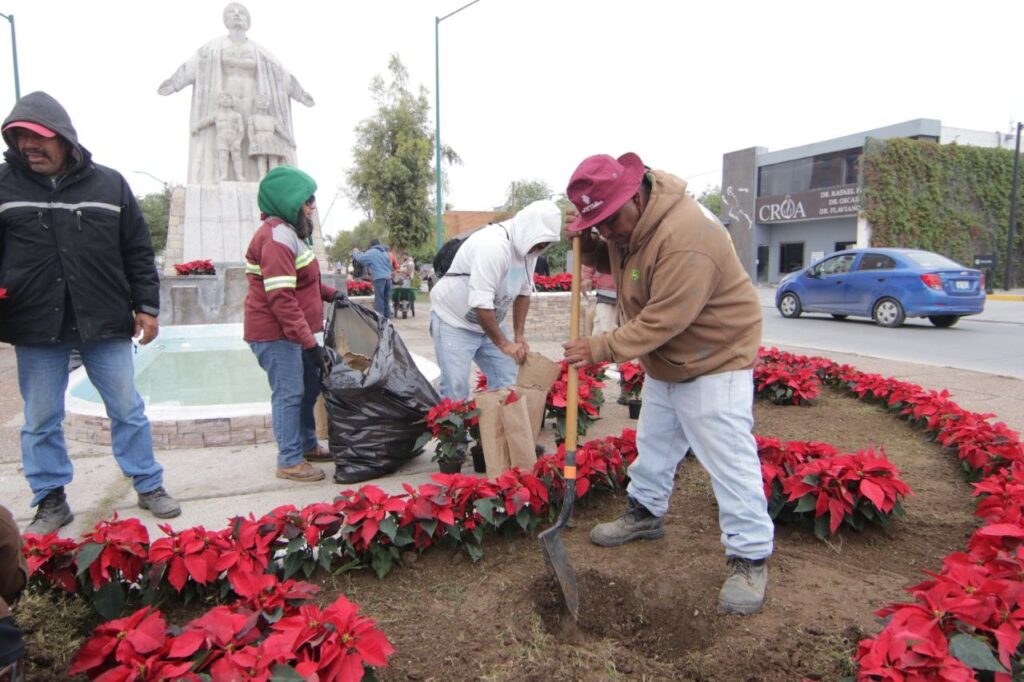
[{"xmin": 0, "ymin": 91, "xmax": 159, "ymax": 345}]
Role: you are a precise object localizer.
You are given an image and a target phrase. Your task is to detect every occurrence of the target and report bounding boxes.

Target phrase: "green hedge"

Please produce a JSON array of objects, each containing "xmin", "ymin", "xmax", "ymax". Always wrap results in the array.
[{"xmin": 862, "ymin": 137, "xmax": 1023, "ymax": 287}]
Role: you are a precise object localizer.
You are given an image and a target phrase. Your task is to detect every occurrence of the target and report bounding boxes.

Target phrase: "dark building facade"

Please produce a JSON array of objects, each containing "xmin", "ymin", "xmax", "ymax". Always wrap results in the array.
[{"xmin": 721, "ymin": 119, "xmax": 1014, "ymax": 283}]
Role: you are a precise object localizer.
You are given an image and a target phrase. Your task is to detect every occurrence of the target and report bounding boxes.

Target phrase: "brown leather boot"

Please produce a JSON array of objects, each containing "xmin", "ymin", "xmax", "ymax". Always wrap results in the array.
[
  {"xmin": 303, "ymin": 445, "xmax": 332, "ymax": 462},
  {"xmin": 276, "ymin": 461, "xmax": 326, "ymax": 482}
]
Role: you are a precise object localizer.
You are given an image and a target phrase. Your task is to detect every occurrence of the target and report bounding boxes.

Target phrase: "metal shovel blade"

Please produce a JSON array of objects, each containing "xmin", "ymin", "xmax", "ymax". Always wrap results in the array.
[
  {"xmin": 537, "ymin": 233, "xmax": 585, "ymax": 621},
  {"xmin": 538, "ymin": 477, "xmax": 579, "ymax": 621}
]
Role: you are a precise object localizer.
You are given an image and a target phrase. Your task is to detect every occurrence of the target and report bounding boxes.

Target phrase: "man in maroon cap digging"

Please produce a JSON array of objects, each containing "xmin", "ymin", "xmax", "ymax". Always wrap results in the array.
[{"xmin": 561, "ymin": 153, "xmax": 774, "ymax": 615}]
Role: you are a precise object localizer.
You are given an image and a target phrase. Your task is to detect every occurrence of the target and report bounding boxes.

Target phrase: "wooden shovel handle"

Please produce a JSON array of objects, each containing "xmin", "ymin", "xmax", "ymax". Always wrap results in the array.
[{"xmin": 564, "ymin": 236, "xmax": 582, "ymax": 461}]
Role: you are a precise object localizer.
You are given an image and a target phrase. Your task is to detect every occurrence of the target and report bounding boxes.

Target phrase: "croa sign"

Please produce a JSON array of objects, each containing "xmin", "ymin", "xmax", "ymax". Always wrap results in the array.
[{"xmin": 755, "ymin": 184, "xmax": 861, "ymax": 223}]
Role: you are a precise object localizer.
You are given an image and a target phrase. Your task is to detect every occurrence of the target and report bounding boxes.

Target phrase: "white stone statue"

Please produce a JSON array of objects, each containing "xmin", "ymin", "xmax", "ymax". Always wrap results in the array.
[
  {"xmin": 193, "ymin": 92, "xmax": 246, "ymax": 181},
  {"xmin": 247, "ymin": 94, "xmax": 294, "ymax": 178},
  {"xmin": 157, "ymin": 2, "xmax": 314, "ymax": 184}
]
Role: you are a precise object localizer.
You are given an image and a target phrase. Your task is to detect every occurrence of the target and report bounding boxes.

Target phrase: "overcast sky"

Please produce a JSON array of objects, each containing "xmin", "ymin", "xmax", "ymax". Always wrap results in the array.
[{"xmin": 1, "ymin": 0, "xmax": 1021, "ymax": 238}]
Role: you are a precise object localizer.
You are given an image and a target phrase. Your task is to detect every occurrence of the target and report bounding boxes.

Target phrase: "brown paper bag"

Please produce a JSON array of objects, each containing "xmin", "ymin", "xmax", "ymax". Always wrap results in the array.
[
  {"xmin": 474, "ymin": 389, "xmax": 511, "ymax": 474},
  {"xmin": 517, "ymin": 352, "xmax": 561, "ymax": 390},
  {"xmin": 515, "ymin": 386, "xmax": 548, "ymax": 439},
  {"xmin": 501, "ymin": 393, "xmax": 537, "ymax": 471},
  {"xmin": 583, "ymin": 303, "xmax": 596, "ymax": 337},
  {"xmin": 315, "ymin": 395, "xmax": 329, "ymax": 439},
  {"xmin": 343, "ymin": 352, "xmax": 372, "ymax": 373}
]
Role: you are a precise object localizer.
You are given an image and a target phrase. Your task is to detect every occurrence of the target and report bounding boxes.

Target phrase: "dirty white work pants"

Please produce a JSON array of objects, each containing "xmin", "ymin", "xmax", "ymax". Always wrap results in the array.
[{"xmin": 627, "ymin": 369, "xmax": 774, "ymax": 560}]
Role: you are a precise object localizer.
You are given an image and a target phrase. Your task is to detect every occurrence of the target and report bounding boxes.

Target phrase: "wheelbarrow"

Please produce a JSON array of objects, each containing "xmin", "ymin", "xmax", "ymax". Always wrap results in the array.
[{"xmin": 391, "ymin": 287, "xmax": 416, "ymax": 319}]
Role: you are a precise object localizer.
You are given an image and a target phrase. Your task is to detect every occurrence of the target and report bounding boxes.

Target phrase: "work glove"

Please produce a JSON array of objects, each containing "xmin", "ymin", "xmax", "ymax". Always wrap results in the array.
[
  {"xmin": 304, "ymin": 344, "xmax": 332, "ymax": 377},
  {"xmin": 333, "ymin": 291, "xmax": 349, "ymax": 308}
]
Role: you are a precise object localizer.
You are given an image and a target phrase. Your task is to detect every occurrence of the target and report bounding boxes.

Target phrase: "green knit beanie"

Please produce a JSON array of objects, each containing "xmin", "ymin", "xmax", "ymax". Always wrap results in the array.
[{"xmin": 257, "ymin": 166, "xmax": 317, "ymax": 225}]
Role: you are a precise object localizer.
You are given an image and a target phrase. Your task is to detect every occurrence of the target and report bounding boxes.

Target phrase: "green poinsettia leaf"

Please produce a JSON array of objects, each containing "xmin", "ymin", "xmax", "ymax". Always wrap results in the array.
[
  {"xmin": 75, "ymin": 542, "xmax": 104, "ymax": 576},
  {"xmin": 474, "ymin": 497, "xmax": 497, "ymax": 525},
  {"xmin": 91, "ymin": 580, "xmax": 125, "ymax": 620},
  {"xmin": 948, "ymin": 632, "xmax": 1007, "ymax": 673},
  {"xmin": 793, "ymin": 494, "xmax": 817, "ymax": 514},
  {"xmin": 413, "ymin": 431, "xmax": 433, "ymax": 451}
]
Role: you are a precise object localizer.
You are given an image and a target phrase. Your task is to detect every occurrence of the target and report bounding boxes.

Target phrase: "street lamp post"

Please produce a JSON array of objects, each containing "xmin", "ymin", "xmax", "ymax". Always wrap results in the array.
[
  {"xmin": 434, "ymin": 0, "xmax": 481, "ymax": 251},
  {"xmin": 133, "ymin": 170, "xmax": 172, "ymax": 194},
  {"xmin": 0, "ymin": 12, "xmax": 19, "ymax": 101},
  {"xmin": 1006, "ymin": 121, "xmax": 1022, "ymax": 291}
]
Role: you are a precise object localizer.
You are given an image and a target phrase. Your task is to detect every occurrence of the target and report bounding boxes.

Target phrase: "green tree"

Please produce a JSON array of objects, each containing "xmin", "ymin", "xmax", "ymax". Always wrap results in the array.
[
  {"xmin": 139, "ymin": 191, "xmax": 171, "ymax": 253},
  {"xmin": 325, "ymin": 219, "xmax": 384, "ymax": 268},
  {"xmin": 696, "ymin": 185, "xmax": 723, "ymax": 217},
  {"xmin": 346, "ymin": 54, "xmax": 459, "ymax": 252},
  {"xmin": 502, "ymin": 179, "xmax": 553, "ymax": 214}
]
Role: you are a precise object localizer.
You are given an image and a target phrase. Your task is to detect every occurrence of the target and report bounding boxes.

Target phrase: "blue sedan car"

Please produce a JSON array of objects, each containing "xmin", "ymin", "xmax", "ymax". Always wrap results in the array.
[{"xmin": 775, "ymin": 248, "xmax": 985, "ymax": 328}]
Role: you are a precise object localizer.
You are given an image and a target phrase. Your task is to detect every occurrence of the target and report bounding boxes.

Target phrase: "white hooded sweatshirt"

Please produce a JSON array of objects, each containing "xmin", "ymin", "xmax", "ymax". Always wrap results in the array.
[{"xmin": 430, "ymin": 200, "xmax": 562, "ymax": 332}]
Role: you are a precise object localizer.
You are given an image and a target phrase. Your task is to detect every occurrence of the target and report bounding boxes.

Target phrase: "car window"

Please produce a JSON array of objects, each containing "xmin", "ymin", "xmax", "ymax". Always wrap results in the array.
[
  {"xmin": 904, "ymin": 251, "xmax": 963, "ymax": 269},
  {"xmin": 818, "ymin": 254, "xmax": 856, "ymax": 276},
  {"xmin": 856, "ymin": 254, "xmax": 897, "ymax": 271}
]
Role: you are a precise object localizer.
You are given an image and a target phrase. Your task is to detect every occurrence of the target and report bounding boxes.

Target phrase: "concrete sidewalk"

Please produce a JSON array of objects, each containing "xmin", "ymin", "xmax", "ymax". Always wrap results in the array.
[{"xmin": 0, "ymin": 300, "xmax": 1022, "ymax": 539}]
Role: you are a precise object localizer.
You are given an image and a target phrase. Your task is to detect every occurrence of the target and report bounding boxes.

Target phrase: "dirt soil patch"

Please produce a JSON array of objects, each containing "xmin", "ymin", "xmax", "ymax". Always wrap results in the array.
[{"xmin": 310, "ymin": 388, "xmax": 978, "ymax": 681}]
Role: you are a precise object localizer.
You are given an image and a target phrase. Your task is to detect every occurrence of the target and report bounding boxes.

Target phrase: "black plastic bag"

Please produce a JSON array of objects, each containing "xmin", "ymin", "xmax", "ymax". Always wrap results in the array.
[{"xmin": 322, "ymin": 301, "xmax": 439, "ymax": 484}]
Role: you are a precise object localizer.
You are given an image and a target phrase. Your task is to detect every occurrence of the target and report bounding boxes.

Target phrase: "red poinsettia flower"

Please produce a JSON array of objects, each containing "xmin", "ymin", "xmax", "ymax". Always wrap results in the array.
[
  {"xmin": 79, "ymin": 515, "xmax": 150, "ymax": 589},
  {"xmin": 420, "ymin": 398, "xmax": 480, "ymax": 462},
  {"xmin": 214, "ymin": 515, "xmax": 276, "ymax": 590},
  {"xmin": 148, "ymin": 524, "xmax": 227, "ymax": 593},
  {"xmin": 0, "ymin": 287, "xmax": 7, "ymax": 299},
  {"xmin": 69, "ymin": 607, "xmax": 169, "ymax": 676},
  {"xmin": 230, "ymin": 572, "xmax": 321, "ymax": 615},
  {"xmin": 21, "ymin": 531, "xmax": 79, "ymax": 593},
  {"xmin": 618, "ymin": 360, "xmax": 645, "ymax": 400},
  {"xmin": 335, "ymin": 485, "xmax": 408, "ymax": 551}
]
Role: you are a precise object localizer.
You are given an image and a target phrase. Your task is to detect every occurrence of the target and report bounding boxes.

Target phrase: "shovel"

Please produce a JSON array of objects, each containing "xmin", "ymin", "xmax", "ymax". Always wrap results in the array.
[{"xmin": 538, "ymin": 234, "xmax": 583, "ymax": 621}]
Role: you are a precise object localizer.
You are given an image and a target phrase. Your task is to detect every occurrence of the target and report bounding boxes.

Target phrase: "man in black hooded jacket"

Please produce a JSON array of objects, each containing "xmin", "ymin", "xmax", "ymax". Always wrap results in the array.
[{"xmin": 0, "ymin": 91, "xmax": 181, "ymax": 535}]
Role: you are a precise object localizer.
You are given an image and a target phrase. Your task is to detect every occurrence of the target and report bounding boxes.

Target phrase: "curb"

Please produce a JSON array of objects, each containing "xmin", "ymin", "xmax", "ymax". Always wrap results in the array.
[{"xmin": 986, "ymin": 294, "xmax": 1024, "ymax": 302}]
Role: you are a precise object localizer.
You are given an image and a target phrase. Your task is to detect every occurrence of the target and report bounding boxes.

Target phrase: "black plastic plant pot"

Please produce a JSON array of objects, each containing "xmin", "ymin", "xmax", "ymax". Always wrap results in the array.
[
  {"xmin": 628, "ymin": 400, "xmax": 642, "ymax": 420},
  {"xmin": 438, "ymin": 458, "xmax": 462, "ymax": 474},
  {"xmin": 470, "ymin": 444, "xmax": 486, "ymax": 473}
]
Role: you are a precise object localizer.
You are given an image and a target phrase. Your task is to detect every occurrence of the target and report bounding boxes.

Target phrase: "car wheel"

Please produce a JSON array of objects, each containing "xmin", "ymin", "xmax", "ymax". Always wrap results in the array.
[
  {"xmin": 872, "ymin": 298, "xmax": 905, "ymax": 327},
  {"xmin": 831, "ymin": 314, "xmax": 848, "ymax": 320},
  {"xmin": 928, "ymin": 315, "xmax": 960, "ymax": 328},
  {"xmin": 778, "ymin": 292, "xmax": 802, "ymax": 318}
]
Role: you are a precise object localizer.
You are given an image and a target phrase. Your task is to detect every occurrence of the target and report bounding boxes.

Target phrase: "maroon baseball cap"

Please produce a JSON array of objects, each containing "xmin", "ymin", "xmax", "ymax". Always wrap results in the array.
[
  {"xmin": 566, "ymin": 152, "xmax": 646, "ymax": 233},
  {"xmin": 2, "ymin": 120, "xmax": 57, "ymax": 138}
]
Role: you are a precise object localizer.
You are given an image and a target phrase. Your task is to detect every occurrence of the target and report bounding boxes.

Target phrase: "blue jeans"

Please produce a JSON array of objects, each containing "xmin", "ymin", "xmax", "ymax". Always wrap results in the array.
[
  {"xmin": 429, "ymin": 312, "xmax": 518, "ymax": 401},
  {"xmin": 16, "ymin": 338, "xmax": 164, "ymax": 507},
  {"xmin": 628, "ymin": 370, "xmax": 774, "ymax": 560},
  {"xmin": 373, "ymin": 278, "xmax": 392, "ymax": 319},
  {"xmin": 250, "ymin": 340, "xmax": 321, "ymax": 468}
]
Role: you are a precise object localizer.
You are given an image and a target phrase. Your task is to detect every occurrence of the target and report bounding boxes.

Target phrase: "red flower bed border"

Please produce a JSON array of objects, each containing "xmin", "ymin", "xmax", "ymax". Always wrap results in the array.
[{"xmin": 22, "ymin": 347, "xmax": 1024, "ymax": 679}]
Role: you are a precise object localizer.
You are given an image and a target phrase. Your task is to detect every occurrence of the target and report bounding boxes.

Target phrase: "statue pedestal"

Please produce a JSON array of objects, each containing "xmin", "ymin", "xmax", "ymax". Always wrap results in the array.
[
  {"xmin": 162, "ymin": 182, "xmax": 331, "ymax": 278},
  {"xmin": 160, "ymin": 182, "xmax": 335, "ymax": 324},
  {"xmin": 183, "ymin": 182, "xmax": 261, "ymax": 264}
]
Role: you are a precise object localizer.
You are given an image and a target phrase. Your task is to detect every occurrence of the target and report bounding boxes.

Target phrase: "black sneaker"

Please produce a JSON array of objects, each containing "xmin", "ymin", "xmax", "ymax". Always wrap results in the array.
[
  {"xmin": 137, "ymin": 487, "xmax": 182, "ymax": 519},
  {"xmin": 590, "ymin": 496, "xmax": 664, "ymax": 547},
  {"xmin": 25, "ymin": 487, "xmax": 73, "ymax": 536}
]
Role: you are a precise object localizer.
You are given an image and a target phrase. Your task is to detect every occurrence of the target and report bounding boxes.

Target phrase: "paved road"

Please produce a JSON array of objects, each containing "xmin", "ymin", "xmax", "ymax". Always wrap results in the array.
[{"xmin": 758, "ymin": 289, "xmax": 1024, "ymax": 378}]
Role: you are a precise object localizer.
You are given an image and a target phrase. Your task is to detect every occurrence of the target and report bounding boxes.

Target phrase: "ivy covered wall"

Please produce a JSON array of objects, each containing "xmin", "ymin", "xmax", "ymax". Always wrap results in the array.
[{"xmin": 862, "ymin": 137, "xmax": 1022, "ymax": 287}]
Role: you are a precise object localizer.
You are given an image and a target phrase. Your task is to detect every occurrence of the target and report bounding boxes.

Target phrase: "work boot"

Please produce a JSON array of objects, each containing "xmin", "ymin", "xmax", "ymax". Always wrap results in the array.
[
  {"xmin": 590, "ymin": 496, "xmax": 664, "ymax": 547},
  {"xmin": 137, "ymin": 487, "xmax": 182, "ymax": 519},
  {"xmin": 277, "ymin": 461, "xmax": 326, "ymax": 482},
  {"xmin": 304, "ymin": 444, "xmax": 332, "ymax": 462},
  {"xmin": 718, "ymin": 556, "xmax": 768, "ymax": 615},
  {"xmin": 24, "ymin": 487, "xmax": 73, "ymax": 535}
]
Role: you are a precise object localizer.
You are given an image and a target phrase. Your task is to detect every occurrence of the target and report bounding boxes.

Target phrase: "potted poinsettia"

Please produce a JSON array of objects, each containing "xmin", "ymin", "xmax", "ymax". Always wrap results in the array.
[
  {"xmin": 416, "ymin": 398, "xmax": 480, "ymax": 473},
  {"xmin": 618, "ymin": 361, "xmax": 645, "ymax": 419}
]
